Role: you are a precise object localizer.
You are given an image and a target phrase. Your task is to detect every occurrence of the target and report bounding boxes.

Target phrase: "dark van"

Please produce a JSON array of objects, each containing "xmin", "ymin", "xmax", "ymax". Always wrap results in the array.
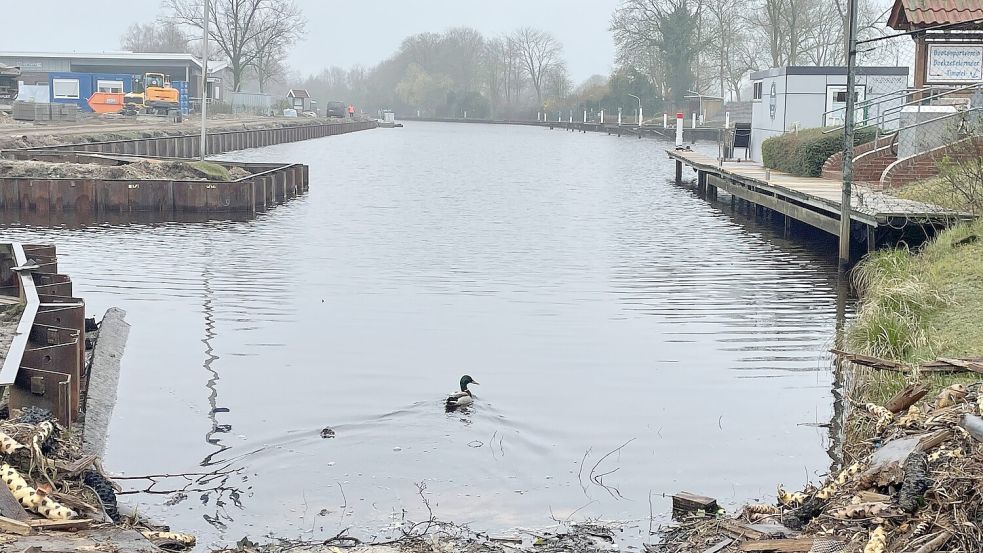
[{"xmin": 325, "ymin": 101, "xmax": 346, "ymax": 118}]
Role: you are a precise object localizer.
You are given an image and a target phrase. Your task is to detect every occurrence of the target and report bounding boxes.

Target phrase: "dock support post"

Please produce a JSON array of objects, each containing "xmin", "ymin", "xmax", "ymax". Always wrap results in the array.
[
  {"xmin": 867, "ymin": 226, "xmax": 877, "ymax": 253},
  {"xmin": 675, "ymin": 160, "xmax": 683, "ymax": 184},
  {"xmin": 697, "ymin": 171, "xmax": 706, "ymax": 193},
  {"xmin": 839, "ymin": 0, "xmax": 860, "ymax": 270}
]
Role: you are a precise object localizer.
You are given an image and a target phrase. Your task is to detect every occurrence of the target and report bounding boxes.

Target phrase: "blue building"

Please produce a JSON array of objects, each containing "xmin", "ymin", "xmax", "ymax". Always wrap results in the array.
[{"xmin": 47, "ymin": 72, "xmax": 134, "ymax": 112}]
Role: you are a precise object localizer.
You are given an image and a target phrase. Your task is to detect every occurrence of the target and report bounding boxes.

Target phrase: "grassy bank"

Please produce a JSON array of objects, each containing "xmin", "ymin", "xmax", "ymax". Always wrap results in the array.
[
  {"xmin": 846, "ymin": 171, "xmax": 982, "ymax": 422},
  {"xmin": 847, "ymin": 219, "xmax": 983, "ymax": 405}
]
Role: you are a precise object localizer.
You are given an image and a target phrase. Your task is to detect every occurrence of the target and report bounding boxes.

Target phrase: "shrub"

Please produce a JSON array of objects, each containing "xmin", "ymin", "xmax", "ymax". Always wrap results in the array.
[{"xmin": 761, "ymin": 127, "xmax": 876, "ymax": 177}]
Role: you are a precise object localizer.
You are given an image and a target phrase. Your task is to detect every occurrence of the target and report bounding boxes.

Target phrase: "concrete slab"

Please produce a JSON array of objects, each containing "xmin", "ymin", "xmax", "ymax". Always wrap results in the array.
[{"xmin": 82, "ymin": 307, "xmax": 129, "ymax": 458}]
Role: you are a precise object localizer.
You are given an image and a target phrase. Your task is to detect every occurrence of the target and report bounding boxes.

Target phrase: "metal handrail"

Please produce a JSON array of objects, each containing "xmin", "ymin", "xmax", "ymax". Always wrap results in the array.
[
  {"xmin": 822, "ymin": 84, "xmax": 943, "ymax": 117},
  {"xmin": 823, "ymin": 83, "xmax": 983, "ymax": 134}
]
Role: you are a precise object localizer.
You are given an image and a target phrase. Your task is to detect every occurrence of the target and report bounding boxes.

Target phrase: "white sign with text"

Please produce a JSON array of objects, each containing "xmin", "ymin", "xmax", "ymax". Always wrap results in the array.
[{"xmin": 927, "ymin": 44, "xmax": 983, "ymax": 83}]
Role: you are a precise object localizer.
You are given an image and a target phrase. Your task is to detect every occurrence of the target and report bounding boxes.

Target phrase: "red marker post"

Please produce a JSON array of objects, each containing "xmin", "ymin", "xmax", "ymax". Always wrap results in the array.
[{"xmin": 675, "ymin": 113, "xmax": 684, "ymax": 146}]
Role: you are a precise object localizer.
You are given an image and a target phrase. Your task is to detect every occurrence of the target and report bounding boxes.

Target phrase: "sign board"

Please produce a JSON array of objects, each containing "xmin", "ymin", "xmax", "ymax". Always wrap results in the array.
[{"xmin": 927, "ymin": 44, "xmax": 983, "ymax": 83}]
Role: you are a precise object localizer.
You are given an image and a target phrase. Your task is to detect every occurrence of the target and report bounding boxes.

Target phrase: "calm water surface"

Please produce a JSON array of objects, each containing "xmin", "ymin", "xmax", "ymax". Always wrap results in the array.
[{"xmin": 0, "ymin": 122, "xmax": 848, "ymax": 548}]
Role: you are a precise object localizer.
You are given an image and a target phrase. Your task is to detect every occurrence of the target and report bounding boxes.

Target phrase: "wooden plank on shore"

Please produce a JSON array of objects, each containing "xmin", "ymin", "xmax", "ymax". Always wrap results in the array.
[
  {"xmin": 26, "ymin": 518, "xmax": 92, "ymax": 531},
  {"xmin": 703, "ymin": 538, "xmax": 735, "ymax": 553},
  {"xmin": 740, "ymin": 538, "xmax": 822, "ymax": 552},
  {"xmin": 885, "ymin": 383, "xmax": 930, "ymax": 413},
  {"xmin": 0, "ymin": 483, "xmax": 30, "ymax": 521},
  {"xmin": 0, "ymin": 515, "xmax": 33, "ymax": 535},
  {"xmin": 672, "ymin": 492, "xmax": 719, "ymax": 517},
  {"xmin": 719, "ymin": 519, "xmax": 767, "ymax": 540}
]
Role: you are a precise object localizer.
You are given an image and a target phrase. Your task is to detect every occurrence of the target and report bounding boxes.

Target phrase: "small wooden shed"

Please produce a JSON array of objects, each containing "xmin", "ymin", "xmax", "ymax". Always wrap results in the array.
[{"xmin": 287, "ymin": 89, "xmax": 312, "ymax": 112}]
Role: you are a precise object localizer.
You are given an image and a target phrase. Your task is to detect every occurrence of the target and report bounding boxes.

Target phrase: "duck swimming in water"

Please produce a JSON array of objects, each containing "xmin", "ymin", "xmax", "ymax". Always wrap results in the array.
[{"xmin": 445, "ymin": 375, "xmax": 479, "ymax": 410}]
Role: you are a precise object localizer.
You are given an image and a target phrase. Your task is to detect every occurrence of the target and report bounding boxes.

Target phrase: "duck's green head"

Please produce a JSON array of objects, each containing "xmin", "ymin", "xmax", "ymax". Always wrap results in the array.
[{"xmin": 460, "ymin": 374, "xmax": 479, "ymax": 391}]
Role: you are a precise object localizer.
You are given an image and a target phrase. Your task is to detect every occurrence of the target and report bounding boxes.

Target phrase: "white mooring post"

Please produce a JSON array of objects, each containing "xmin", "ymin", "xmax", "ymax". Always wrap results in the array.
[
  {"xmin": 664, "ymin": 113, "xmax": 668, "ymax": 128},
  {"xmin": 618, "ymin": 107, "xmax": 622, "ymax": 126},
  {"xmin": 537, "ymin": 112, "xmax": 541, "ymax": 122},
  {"xmin": 725, "ymin": 112, "xmax": 730, "ymax": 129},
  {"xmin": 600, "ymin": 109, "xmax": 604, "ymax": 124},
  {"xmin": 464, "ymin": 111, "xmax": 468, "ymax": 119},
  {"xmin": 675, "ymin": 113, "xmax": 684, "ymax": 146},
  {"xmin": 638, "ymin": 106, "xmax": 643, "ymax": 127},
  {"xmin": 558, "ymin": 110, "xmax": 561, "ymax": 122},
  {"xmin": 583, "ymin": 110, "xmax": 587, "ymax": 123},
  {"xmin": 692, "ymin": 113, "xmax": 697, "ymax": 128},
  {"xmin": 568, "ymin": 111, "xmax": 573, "ymax": 123}
]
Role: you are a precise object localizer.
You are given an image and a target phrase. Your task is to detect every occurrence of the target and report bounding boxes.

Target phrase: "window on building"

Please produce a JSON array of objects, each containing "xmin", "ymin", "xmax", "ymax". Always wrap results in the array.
[
  {"xmin": 753, "ymin": 82, "xmax": 763, "ymax": 100},
  {"xmin": 834, "ymin": 91, "xmax": 860, "ymax": 103},
  {"xmin": 97, "ymin": 80, "xmax": 124, "ymax": 94},
  {"xmin": 52, "ymin": 79, "xmax": 80, "ymax": 99}
]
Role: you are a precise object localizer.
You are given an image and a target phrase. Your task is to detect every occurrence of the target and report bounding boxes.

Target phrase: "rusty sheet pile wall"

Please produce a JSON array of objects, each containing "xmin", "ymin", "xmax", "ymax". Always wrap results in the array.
[
  {"xmin": 0, "ymin": 162, "xmax": 309, "ymax": 214},
  {"xmin": 21, "ymin": 120, "xmax": 376, "ymax": 157},
  {"xmin": 0, "ymin": 243, "xmax": 84, "ymax": 427}
]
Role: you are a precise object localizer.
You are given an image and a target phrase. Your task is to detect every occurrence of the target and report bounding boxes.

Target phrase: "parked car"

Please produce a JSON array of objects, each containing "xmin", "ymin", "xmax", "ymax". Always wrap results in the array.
[{"xmin": 325, "ymin": 101, "xmax": 346, "ymax": 118}]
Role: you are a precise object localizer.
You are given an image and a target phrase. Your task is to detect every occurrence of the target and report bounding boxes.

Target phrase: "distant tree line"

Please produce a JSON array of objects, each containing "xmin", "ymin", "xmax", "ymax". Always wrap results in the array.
[{"xmin": 118, "ymin": 0, "xmax": 905, "ymax": 119}]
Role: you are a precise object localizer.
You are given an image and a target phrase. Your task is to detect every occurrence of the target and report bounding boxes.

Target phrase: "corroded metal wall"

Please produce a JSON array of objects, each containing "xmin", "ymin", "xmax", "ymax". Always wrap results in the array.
[
  {"xmin": 24, "ymin": 120, "xmax": 377, "ymax": 157},
  {"xmin": 0, "ymin": 162, "xmax": 309, "ymax": 214}
]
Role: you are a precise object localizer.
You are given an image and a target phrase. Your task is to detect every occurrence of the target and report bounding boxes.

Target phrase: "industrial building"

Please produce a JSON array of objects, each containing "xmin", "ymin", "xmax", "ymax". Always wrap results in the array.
[
  {"xmin": 748, "ymin": 66, "xmax": 910, "ymax": 161},
  {"xmin": 0, "ymin": 51, "xmax": 229, "ymax": 112}
]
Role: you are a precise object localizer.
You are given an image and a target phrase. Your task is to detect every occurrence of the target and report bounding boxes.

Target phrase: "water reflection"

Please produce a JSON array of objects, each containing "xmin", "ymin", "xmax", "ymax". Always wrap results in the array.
[{"xmin": 0, "ymin": 123, "xmax": 853, "ymax": 548}]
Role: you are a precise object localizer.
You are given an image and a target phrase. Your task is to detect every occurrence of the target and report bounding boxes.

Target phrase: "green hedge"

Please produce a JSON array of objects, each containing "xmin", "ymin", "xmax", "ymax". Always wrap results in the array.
[{"xmin": 761, "ymin": 127, "xmax": 877, "ymax": 177}]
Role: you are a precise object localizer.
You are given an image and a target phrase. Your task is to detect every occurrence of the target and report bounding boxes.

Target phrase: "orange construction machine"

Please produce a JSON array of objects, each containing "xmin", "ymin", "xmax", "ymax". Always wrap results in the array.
[{"xmin": 123, "ymin": 73, "xmax": 180, "ymax": 115}]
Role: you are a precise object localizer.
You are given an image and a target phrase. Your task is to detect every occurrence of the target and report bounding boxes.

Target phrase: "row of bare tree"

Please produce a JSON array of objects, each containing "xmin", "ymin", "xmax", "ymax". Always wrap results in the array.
[
  {"xmin": 611, "ymin": 0, "xmax": 899, "ymax": 108},
  {"xmin": 290, "ymin": 27, "xmax": 570, "ymax": 119},
  {"xmin": 121, "ymin": 0, "xmax": 305, "ymax": 93}
]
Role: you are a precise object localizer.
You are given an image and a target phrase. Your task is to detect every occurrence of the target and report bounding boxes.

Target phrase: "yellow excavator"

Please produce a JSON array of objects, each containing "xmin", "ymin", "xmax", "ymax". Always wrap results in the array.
[{"xmin": 123, "ymin": 73, "xmax": 179, "ymax": 116}]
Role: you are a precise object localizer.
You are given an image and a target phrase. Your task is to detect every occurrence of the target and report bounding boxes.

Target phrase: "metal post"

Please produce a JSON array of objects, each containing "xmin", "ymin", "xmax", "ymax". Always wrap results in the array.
[
  {"xmin": 839, "ymin": 0, "xmax": 859, "ymax": 269},
  {"xmin": 618, "ymin": 107, "xmax": 622, "ymax": 126},
  {"xmin": 675, "ymin": 113, "xmax": 684, "ymax": 146},
  {"xmin": 664, "ymin": 113, "xmax": 668, "ymax": 128},
  {"xmin": 600, "ymin": 109, "xmax": 604, "ymax": 124},
  {"xmin": 200, "ymin": 0, "xmax": 209, "ymax": 161}
]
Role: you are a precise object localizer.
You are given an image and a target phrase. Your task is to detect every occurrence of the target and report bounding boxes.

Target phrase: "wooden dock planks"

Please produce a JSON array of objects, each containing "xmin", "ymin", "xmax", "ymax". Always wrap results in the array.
[{"xmin": 667, "ymin": 149, "xmax": 967, "ymax": 236}]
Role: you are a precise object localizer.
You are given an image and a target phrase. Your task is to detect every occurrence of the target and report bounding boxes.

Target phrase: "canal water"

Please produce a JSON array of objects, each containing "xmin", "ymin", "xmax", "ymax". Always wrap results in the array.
[{"xmin": 0, "ymin": 122, "xmax": 849, "ymax": 548}]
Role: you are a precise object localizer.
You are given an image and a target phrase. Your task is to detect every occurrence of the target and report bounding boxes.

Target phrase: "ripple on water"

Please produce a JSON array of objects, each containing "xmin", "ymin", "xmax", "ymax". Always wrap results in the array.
[{"xmin": 0, "ymin": 122, "xmax": 848, "ymax": 547}]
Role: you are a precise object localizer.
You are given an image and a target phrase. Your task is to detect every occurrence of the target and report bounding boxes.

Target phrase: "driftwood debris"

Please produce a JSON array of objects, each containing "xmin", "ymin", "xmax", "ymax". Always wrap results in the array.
[
  {"xmin": 701, "ymin": 538, "xmax": 734, "ymax": 553},
  {"xmin": 832, "ymin": 350, "xmax": 983, "ymax": 374},
  {"xmin": 26, "ymin": 517, "xmax": 93, "ymax": 530},
  {"xmin": 672, "ymin": 492, "xmax": 719, "ymax": 518},
  {"xmin": 739, "ymin": 538, "xmax": 824, "ymax": 552},
  {"xmin": 0, "ymin": 514, "xmax": 32, "ymax": 535},
  {"xmin": 0, "ymin": 481, "xmax": 29, "ymax": 521},
  {"xmin": 885, "ymin": 384, "xmax": 930, "ymax": 414}
]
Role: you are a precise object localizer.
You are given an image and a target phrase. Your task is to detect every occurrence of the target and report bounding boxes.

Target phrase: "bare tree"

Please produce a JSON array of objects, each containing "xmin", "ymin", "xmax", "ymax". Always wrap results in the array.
[
  {"xmin": 120, "ymin": 20, "xmax": 189, "ymax": 53},
  {"xmin": 251, "ymin": 41, "xmax": 287, "ymax": 93},
  {"xmin": 511, "ymin": 27, "xmax": 563, "ymax": 108},
  {"xmin": 166, "ymin": 0, "xmax": 306, "ymax": 92}
]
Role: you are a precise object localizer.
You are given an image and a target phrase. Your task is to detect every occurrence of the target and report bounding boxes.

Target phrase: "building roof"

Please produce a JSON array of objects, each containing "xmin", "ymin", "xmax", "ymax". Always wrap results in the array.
[
  {"xmin": 0, "ymin": 51, "xmax": 204, "ymax": 68},
  {"xmin": 887, "ymin": 0, "xmax": 983, "ymax": 30},
  {"xmin": 750, "ymin": 66, "xmax": 910, "ymax": 80},
  {"xmin": 287, "ymin": 89, "xmax": 311, "ymax": 98}
]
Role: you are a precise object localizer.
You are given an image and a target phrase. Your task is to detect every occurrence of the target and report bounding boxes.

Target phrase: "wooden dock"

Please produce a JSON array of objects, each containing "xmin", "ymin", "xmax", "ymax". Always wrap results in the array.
[{"xmin": 667, "ymin": 148, "xmax": 969, "ymax": 250}]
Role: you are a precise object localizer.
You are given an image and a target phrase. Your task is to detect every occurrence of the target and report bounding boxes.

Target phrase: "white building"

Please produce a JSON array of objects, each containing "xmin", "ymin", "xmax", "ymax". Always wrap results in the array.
[{"xmin": 749, "ymin": 66, "xmax": 909, "ymax": 161}]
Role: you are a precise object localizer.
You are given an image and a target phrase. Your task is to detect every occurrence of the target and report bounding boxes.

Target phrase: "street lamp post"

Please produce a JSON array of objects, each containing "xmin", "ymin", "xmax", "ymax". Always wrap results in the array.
[
  {"xmin": 200, "ymin": 0, "xmax": 209, "ymax": 161},
  {"xmin": 628, "ymin": 94, "xmax": 642, "ymax": 127}
]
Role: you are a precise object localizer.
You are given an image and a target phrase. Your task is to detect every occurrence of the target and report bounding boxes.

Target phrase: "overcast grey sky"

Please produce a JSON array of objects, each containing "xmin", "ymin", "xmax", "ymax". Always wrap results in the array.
[{"xmin": 1, "ymin": 0, "xmax": 620, "ymax": 83}]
